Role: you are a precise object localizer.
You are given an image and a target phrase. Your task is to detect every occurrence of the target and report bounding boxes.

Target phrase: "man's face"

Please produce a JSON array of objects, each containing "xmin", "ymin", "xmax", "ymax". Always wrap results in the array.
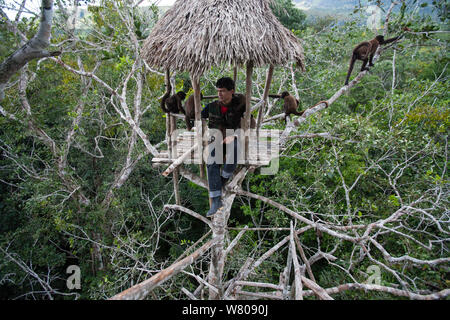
[{"xmin": 217, "ymin": 87, "xmax": 234, "ymax": 105}]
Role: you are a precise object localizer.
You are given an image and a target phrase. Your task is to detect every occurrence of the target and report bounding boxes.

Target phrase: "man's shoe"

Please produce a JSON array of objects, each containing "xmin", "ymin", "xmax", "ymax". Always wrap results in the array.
[{"xmin": 207, "ymin": 196, "xmax": 223, "ymax": 217}]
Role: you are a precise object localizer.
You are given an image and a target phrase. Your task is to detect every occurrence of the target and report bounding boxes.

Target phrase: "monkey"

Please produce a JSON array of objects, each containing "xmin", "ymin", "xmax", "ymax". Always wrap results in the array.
[
  {"xmin": 241, "ymin": 114, "xmax": 257, "ymax": 129},
  {"xmin": 344, "ymin": 35, "xmax": 402, "ymax": 85},
  {"xmin": 160, "ymin": 70, "xmax": 187, "ymax": 114},
  {"xmin": 269, "ymin": 91, "xmax": 304, "ymax": 123},
  {"xmin": 250, "ymin": 114, "xmax": 256, "ymax": 129},
  {"xmin": 233, "ymin": 93, "xmax": 257, "ymax": 129},
  {"xmin": 160, "ymin": 91, "xmax": 187, "ymax": 114},
  {"xmin": 184, "ymin": 93, "xmax": 203, "ymax": 131}
]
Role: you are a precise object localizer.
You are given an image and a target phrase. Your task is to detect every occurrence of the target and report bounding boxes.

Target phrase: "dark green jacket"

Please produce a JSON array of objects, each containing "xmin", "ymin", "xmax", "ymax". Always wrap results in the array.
[{"xmin": 201, "ymin": 94, "xmax": 245, "ymax": 134}]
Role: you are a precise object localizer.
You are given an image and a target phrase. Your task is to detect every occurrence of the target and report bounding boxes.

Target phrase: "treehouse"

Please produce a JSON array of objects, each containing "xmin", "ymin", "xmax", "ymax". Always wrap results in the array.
[
  {"xmin": 143, "ymin": 0, "xmax": 305, "ymax": 200},
  {"xmin": 110, "ymin": 0, "xmax": 306, "ymax": 300}
]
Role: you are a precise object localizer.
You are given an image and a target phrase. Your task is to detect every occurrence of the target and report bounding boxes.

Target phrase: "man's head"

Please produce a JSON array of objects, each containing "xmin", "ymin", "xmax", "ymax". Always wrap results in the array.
[{"xmin": 216, "ymin": 77, "xmax": 235, "ymax": 105}]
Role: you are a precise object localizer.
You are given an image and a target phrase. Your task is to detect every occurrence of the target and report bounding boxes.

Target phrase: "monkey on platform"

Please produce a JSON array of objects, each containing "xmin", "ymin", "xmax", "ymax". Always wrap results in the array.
[
  {"xmin": 184, "ymin": 93, "xmax": 203, "ymax": 131},
  {"xmin": 160, "ymin": 91, "xmax": 187, "ymax": 114}
]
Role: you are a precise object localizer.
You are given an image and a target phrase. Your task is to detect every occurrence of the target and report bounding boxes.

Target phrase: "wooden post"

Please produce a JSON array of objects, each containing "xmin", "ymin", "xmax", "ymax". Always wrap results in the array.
[
  {"xmin": 164, "ymin": 69, "xmax": 171, "ymax": 157},
  {"xmin": 163, "ymin": 69, "xmax": 181, "ymax": 205},
  {"xmin": 162, "ymin": 142, "xmax": 199, "ymax": 177},
  {"xmin": 233, "ymin": 65, "xmax": 237, "ymax": 84},
  {"xmin": 244, "ymin": 61, "xmax": 253, "ymax": 163},
  {"xmin": 256, "ymin": 65, "xmax": 274, "ymax": 162},
  {"xmin": 257, "ymin": 65, "xmax": 274, "ymax": 130},
  {"xmin": 170, "ymin": 115, "xmax": 181, "ymax": 205},
  {"xmin": 191, "ymin": 75, "xmax": 205, "ymax": 179}
]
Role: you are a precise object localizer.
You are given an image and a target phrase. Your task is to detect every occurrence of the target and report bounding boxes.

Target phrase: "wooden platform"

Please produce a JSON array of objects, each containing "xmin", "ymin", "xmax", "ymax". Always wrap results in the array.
[{"xmin": 152, "ymin": 128, "xmax": 280, "ymax": 166}]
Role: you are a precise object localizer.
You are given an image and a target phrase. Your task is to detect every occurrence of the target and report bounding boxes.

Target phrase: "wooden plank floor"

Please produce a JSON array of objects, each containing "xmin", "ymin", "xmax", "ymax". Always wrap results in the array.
[{"xmin": 153, "ymin": 129, "xmax": 280, "ymax": 166}]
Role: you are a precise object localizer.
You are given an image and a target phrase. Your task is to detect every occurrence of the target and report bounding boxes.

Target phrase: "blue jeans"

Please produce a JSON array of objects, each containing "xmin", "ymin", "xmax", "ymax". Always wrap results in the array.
[{"xmin": 207, "ymin": 138, "xmax": 238, "ymax": 198}]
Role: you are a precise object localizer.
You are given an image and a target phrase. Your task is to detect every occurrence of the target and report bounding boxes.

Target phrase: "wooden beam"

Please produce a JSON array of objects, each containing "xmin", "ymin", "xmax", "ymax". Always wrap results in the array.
[
  {"xmin": 169, "ymin": 114, "xmax": 181, "ymax": 205},
  {"xmin": 109, "ymin": 239, "xmax": 216, "ymax": 300},
  {"xmin": 162, "ymin": 142, "xmax": 198, "ymax": 177},
  {"xmin": 256, "ymin": 65, "xmax": 274, "ymax": 130},
  {"xmin": 191, "ymin": 76, "xmax": 205, "ymax": 178},
  {"xmin": 256, "ymin": 65, "xmax": 274, "ymax": 162},
  {"xmin": 244, "ymin": 61, "xmax": 254, "ymax": 162}
]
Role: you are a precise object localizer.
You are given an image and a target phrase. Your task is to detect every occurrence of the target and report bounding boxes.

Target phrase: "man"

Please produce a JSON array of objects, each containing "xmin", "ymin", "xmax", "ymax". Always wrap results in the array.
[{"xmin": 201, "ymin": 77, "xmax": 245, "ymax": 217}]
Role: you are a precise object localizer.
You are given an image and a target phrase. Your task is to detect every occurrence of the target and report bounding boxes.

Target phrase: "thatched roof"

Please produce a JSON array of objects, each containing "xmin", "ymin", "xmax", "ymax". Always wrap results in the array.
[{"xmin": 142, "ymin": 0, "xmax": 305, "ymax": 76}]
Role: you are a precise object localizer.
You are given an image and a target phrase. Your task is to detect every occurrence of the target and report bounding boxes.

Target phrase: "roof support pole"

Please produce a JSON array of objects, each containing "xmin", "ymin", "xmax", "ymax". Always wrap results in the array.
[
  {"xmin": 169, "ymin": 115, "xmax": 181, "ymax": 205},
  {"xmin": 244, "ymin": 61, "xmax": 254, "ymax": 163},
  {"xmin": 257, "ymin": 65, "xmax": 274, "ymax": 130},
  {"xmin": 191, "ymin": 75, "xmax": 205, "ymax": 179},
  {"xmin": 164, "ymin": 69, "xmax": 172, "ymax": 157},
  {"xmin": 164, "ymin": 69, "xmax": 181, "ymax": 204},
  {"xmin": 256, "ymin": 65, "xmax": 274, "ymax": 161}
]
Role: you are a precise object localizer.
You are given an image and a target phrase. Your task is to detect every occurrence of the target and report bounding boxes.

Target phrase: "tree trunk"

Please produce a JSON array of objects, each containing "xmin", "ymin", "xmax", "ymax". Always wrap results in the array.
[{"xmin": 0, "ymin": 0, "xmax": 60, "ymax": 100}]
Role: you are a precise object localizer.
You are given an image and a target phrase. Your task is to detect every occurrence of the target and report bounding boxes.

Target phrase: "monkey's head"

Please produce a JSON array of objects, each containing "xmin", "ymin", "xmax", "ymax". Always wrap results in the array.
[
  {"xmin": 375, "ymin": 35, "xmax": 385, "ymax": 44},
  {"xmin": 176, "ymin": 91, "xmax": 187, "ymax": 100},
  {"xmin": 280, "ymin": 91, "xmax": 290, "ymax": 99}
]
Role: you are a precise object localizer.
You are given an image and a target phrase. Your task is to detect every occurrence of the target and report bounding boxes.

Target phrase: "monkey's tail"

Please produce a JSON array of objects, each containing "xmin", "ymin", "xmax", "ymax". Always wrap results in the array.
[
  {"xmin": 269, "ymin": 94, "xmax": 281, "ymax": 99},
  {"xmin": 344, "ymin": 53, "xmax": 357, "ymax": 85},
  {"xmin": 160, "ymin": 92, "xmax": 170, "ymax": 113},
  {"xmin": 292, "ymin": 109, "xmax": 305, "ymax": 116},
  {"xmin": 312, "ymin": 100, "xmax": 329, "ymax": 109},
  {"xmin": 160, "ymin": 69, "xmax": 171, "ymax": 113},
  {"xmin": 295, "ymin": 101, "xmax": 328, "ymax": 117}
]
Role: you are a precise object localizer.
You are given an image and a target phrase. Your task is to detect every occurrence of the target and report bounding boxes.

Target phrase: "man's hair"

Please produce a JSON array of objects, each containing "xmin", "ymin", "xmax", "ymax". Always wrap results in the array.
[{"xmin": 215, "ymin": 77, "xmax": 235, "ymax": 91}]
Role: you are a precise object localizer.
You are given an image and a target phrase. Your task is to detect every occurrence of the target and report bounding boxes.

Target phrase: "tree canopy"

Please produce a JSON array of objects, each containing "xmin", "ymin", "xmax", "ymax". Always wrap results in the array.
[{"xmin": 0, "ymin": 0, "xmax": 448, "ymax": 303}]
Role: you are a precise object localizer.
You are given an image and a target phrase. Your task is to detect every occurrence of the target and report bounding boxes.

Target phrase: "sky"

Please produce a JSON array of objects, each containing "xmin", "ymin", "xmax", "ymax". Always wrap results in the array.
[{"xmin": 2, "ymin": 0, "xmax": 177, "ymax": 19}]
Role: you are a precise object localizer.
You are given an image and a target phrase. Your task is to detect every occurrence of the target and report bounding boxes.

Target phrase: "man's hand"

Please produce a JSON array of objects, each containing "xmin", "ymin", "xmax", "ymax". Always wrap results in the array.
[{"xmin": 223, "ymin": 135, "xmax": 236, "ymax": 144}]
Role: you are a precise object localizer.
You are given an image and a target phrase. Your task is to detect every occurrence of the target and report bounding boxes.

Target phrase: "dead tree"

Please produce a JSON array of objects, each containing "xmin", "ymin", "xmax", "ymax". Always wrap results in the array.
[{"xmin": 0, "ymin": 0, "xmax": 61, "ymax": 100}]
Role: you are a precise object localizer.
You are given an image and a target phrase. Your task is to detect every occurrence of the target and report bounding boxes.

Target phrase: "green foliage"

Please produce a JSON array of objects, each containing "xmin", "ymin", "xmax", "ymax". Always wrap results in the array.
[
  {"xmin": 0, "ymin": 0, "xmax": 448, "ymax": 300},
  {"xmin": 270, "ymin": 0, "xmax": 307, "ymax": 31}
]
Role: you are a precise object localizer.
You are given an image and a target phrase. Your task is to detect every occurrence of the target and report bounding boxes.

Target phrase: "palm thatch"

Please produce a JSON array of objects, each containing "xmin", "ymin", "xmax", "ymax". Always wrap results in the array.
[{"xmin": 142, "ymin": 0, "xmax": 305, "ymax": 75}]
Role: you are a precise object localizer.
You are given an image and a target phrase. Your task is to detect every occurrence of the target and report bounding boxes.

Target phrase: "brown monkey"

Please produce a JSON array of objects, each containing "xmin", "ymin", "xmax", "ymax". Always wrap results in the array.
[
  {"xmin": 233, "ymin": 93, "xmax": 246, "ymax": 115},
  {"xmin": 269, "ymin": 91, "xmax": 303, "ymax": 123},
  {"xmin": 233, "ymin": 93, "xmax": 256, "ymax": 129},
  {"xmin": 161, "ymin": 91, "xmax": 187, "ymax": 114},
  {"xmin": 184, "ymin": 93, "xmax": 203, "ymax": 131},
  {"xmin": 242, "ymin": 114, "xmax": 257, "ymax": 129},
  {"xmin": 250, "ymin": 114, "xmax": 256, "ymax": 129},
  {"xmin": 344, "ymin": 35, "xmax": 402, "ymax": 85}
]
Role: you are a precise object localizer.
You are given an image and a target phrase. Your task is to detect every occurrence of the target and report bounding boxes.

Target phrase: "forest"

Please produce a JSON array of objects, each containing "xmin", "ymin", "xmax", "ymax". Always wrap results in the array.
[{"xmin": 0, "ymin": 0, "xmax": 448, "ymax": 301}]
